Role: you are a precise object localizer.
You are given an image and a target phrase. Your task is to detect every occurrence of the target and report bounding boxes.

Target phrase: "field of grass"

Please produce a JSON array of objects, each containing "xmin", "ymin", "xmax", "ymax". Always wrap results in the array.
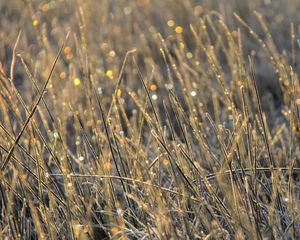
[{"xmin": 0, "ymin": 0, "xmax": 300, "ymax": 239}]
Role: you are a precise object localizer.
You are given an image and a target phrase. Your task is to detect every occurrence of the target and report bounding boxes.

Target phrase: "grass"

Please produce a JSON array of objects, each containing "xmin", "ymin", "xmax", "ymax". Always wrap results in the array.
[{"xmin": 0, "ymin": 0, "xmax": 300, "ymax": 239}]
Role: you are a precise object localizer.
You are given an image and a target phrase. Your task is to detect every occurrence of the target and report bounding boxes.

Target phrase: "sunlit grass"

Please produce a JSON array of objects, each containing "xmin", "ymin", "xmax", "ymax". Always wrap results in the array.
[{"xmin": 0, "ymin": 0, "xmax": 300, "ymax": 239}]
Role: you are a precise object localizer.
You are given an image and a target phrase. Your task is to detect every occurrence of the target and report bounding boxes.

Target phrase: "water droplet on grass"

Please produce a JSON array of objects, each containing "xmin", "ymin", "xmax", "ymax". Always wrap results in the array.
[
  {"xmin": 190, "ymin": 91, "xmax": 197, "ymax": 97},
  {"xmin": 116, "ymin": 208, "xmax": 122, "ymax": 215},
  {"xmin": 53, "ymin": 131, "xmax": 59, "ymax": 139},
  {"xmin": 151, "ymin": 94, "xmax": 158, "ymax": 100},
  {"xmin": 123, "ymin": 6, "xmax": 132, "ymax": 15},
  {"xmin": 165, "ymin": 83, "xmax": 173, "ymax": 90}
]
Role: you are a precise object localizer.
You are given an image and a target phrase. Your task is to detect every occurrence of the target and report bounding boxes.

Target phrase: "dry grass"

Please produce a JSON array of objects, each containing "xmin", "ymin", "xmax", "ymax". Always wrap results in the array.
[{"xmin": 0, "ymin": 0, "xmax": 300, "ymax": 239}]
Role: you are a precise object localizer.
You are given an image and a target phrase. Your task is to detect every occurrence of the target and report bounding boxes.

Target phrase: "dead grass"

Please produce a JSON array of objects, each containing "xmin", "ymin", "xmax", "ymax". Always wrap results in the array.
[{"xmin": 0, "ymin": 0, "xmax": 300, "ymax": 239}]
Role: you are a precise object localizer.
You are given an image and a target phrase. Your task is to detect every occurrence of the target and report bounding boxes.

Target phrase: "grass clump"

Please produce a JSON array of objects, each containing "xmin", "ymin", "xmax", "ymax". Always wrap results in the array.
[{"xmin": 0, "ymin": 0, "xmax": 300, "ymax": 239}]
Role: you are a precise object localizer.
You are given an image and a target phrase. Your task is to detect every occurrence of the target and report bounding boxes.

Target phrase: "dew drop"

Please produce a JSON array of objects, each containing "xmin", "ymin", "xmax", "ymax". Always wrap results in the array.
[
  {"xmin": 190, "ymin": 91, "xmax": 197, "ymax": 97},
  {"xmin": 53, "ymin": 131, "xmax": 59, "ymax": 139},
  {"xmin": 151, "ymin": 94, "xmax": 158, "ymax": 100},
  {"xmin": 123, "ymin": 6, "xmax": 132, "ymax": 15},
  {"xmin": 165, "ymin": 83, "xmax": 173, "ymax": 90},
  {"xmin": 116, "ymin": 208, "xmax": 122, "ymax": 215}
]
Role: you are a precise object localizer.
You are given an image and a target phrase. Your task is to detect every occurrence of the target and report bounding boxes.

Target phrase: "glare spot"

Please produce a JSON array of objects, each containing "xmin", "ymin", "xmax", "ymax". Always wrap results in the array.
[
  {"xmin": 64, "ymin": 46, "xmax": 72, "ymax": 55},
  {"xmin": 78, "ymin": 156, "xmax": 84, "ymax": 161},
  {"xmin": 74, "ymin": 78, "xmax": 81, "ymax": 86},
  {"xmin": 190, "ymin": 91, "xmax": 197, "ymax": 97},
  {"xmin": 151, "ymin": 94, "xmax": 158, "ymax": 100},
  {"xmin": 186, "ymin": 52, "xmax": 193, "ymax": 59},
  {"xmin": 97, "ymin": 87, "xmax": 103, "ymax": 95},
  {"xmin": 116, "ymin": 208, "xmax": 122, "ymax": 215},
  {"xmin": 106, "ymin": 70, "xmax": 113, "ymax": 79},
  {"xmin": 33, "ymin": 19, "xmax": 39, "ymax": 27},
  {"xmin": 66, "ymin": 52, "xmax": 73, "ymax": 60},
  {"xmin": 41, "ymin": 4, "xmax": 49, "ymax": 12},
  {"xmin": 53, "ymin": 131, "xmax": 59, "ymax": 139},
  {"xmin": 110, "ymin": 227, "xmax": 119, "ymax": 235},
  {"xmin": 194, "ymin": 5, "xmax": 203, "ymax": 15},
  {"xmin": 165, "ymin": 83, "xmax": 173, "ymax": 90},
  {"xmin": 162, "ymin": 159, "xmax": 169, "ymax": 166},
  {"xmin": 117, "ymin": 89, "xmax": 122, "ymax": 97},
  {"xmin": 100, "ymin": 42, "xmax": 109, "ymax": 50},
  {"xmin": 150, "ymin": 84, "xmax": 158, "ymax": 91},
  {"xmin": 175, "ymin": 26, "xmax": 183, "ymax": 34},
  {"xmin": 60, "ymin": 72, "xmax": 67, "ymax": 79},
  {"xmin": 123, "ymin": 6, "xmax": 132, "ymax": 15},
  {"xmin": 167, "ymin": 20, "xmax": 175, "ymax": 27},
  {"xmin": 108, "ymin": 50, "xmax": 116, "ymax": 57},
  {"xmin": 119, "ymin": 130, "xmax": 124, "ymax": 136},
  {"xmin": 45, "ymin": 172, "xmax": 49, "ymax": 178}
]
